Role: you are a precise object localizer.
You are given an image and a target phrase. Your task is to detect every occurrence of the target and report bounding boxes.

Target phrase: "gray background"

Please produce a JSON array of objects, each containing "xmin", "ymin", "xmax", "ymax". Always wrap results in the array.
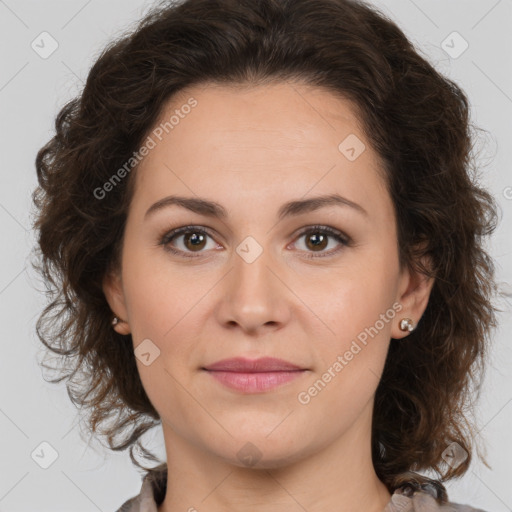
[{"xmin": 0, "ymin": 0, "xmax": 511, "ymax": 511}]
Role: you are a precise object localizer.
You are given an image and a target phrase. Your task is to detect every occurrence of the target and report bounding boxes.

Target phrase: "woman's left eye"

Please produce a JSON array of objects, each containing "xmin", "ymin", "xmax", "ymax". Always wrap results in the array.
[
  {"xmin": 159, "ymin": 225, "xmax": 350, "ymax": 259},
  {"xmin": 292, "ymin": 226, "xmax": 350, "ymax": 258}
]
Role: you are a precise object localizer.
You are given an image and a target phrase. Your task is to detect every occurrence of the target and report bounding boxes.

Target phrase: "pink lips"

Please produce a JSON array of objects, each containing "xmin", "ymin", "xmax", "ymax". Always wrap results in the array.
[{"xmin": 202, "ymin": 357, "xmax": 307, "ymax": 393}]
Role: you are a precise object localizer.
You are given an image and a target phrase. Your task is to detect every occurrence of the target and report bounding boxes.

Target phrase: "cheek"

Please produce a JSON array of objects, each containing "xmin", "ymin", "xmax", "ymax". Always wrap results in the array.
[
  {"xmin": 121, "ymin": 243, "xmax": 202, "ymax": 339},
  {"xmin": 121, "ymin": 248, "xmax": 212, "ymax": 389},
  {"xmin": 297, "ymin": 270, "xmax": 395, "ymax": 423},
  {"xmin": 126, "ymin": 272, "xmax": 202, "ymax": 426},
  {"xmin": 303, "ymin": 254, "xmax": 398, "ymax": 349}
]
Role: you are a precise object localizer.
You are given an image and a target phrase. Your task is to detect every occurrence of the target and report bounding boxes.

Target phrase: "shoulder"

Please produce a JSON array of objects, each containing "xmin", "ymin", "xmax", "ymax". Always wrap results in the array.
[
  {"xmin": 115, "ymin": 467, "xmax": 167, "ymax": 512},
  {"xmin": 385, "ymin": 488, "xmax": 490, "ymax": 512}
]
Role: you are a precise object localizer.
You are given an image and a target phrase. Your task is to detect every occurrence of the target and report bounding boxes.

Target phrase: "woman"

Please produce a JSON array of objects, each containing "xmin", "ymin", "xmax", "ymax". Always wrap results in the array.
[{"xmin": 31, "ymin": 0, "xmax": 501, "ymax": 511}]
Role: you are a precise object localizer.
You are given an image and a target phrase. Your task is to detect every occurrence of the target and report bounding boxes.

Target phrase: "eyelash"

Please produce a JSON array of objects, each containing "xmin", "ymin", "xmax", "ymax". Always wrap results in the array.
[{"xmin": 159, "ymin": 224, "xmax": 351, "ymax": 260}]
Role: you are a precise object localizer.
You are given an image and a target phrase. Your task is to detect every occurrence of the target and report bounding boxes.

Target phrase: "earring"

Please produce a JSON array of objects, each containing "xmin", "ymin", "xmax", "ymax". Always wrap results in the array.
[
  {"xmin": 112, "ymin": 316, "xmax": 119, "ymax": 326},
  {"xmin": 399, "ymin": 318, "xmax": 415, "ymax": 332}
]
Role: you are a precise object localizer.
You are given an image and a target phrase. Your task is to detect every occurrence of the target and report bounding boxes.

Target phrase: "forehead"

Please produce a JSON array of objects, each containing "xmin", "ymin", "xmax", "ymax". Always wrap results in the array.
[
  {"xmin": 157, "ymin": 80, "xmax": 366, "ymax": 145},
  {"xmin": 131, "ymin": 81, "xmax": 389, "ymax": 221}
]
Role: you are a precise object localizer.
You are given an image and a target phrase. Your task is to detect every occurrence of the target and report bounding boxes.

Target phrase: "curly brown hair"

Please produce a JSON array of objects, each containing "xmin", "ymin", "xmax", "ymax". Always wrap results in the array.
[{"xmin": 30, "ymin": 0, "xmax": 503, "ymax": 502}]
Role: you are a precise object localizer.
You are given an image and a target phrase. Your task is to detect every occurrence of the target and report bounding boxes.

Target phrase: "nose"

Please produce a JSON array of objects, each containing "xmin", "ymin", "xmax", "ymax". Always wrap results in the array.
[{"xmin": 214, "ymin": 240, "xmax": 291, "ymax": 335}]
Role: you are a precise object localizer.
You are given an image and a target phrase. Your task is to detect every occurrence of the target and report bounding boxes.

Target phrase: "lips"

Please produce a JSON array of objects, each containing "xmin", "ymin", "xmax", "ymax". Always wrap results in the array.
[
  {"xmin": 202, "ymin": 357, "xmax": 304, "ymax": 372},
  {"xmin": 202, "ymin": 357, "xmax": 307, "ymax": 393}
]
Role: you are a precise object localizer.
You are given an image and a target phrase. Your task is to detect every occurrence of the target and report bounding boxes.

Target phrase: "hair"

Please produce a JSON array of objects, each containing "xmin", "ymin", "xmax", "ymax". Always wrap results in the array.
[{"xmin": 31, "ymin": 0, "xmax": 503, "ymax": 503}]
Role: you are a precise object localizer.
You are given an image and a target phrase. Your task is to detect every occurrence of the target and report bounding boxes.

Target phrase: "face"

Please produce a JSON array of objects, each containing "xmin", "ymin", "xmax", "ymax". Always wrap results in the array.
[{"xmin": 103, "ymin": 81, "xmax": 433, "ymax": 469}]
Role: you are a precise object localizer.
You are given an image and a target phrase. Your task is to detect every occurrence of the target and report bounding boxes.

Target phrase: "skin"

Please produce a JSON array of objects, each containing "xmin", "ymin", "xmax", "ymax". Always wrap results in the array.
[{"xmin": 103, "ymin": 81, "xmax": 434, "ymax": 512}]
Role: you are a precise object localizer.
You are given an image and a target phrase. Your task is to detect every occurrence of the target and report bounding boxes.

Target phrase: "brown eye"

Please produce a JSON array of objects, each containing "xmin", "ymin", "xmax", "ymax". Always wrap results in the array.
[
  {"xmin": 182, "ymin": 231, "xmax": 207, "ymax": 251},
  {"xmin": 304, "ymin": 232, "xmax": 329, "ymax": 251},
  {"xmin": 293, "ymin": 226, "xmax": 350, "ymax": 259},
  {"xmin": 160, "ymin": 226, "xmax": 218, "ymax": 257}
]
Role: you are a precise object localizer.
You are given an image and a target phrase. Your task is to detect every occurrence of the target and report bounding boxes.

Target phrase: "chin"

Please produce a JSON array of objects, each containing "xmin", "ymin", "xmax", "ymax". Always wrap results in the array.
[{"xmin": 211, "ymin": 434, "xmax": 314, "ymax": 470}]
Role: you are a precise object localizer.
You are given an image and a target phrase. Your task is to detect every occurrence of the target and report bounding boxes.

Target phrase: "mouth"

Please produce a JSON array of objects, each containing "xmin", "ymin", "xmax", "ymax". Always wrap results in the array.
[{"xmin": 201, "ymin": 357, "xmax": 308, "ymax": 393}]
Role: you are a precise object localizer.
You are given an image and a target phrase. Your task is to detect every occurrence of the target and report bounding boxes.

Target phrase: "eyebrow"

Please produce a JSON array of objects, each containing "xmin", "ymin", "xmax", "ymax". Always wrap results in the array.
[{"xmin": 144, "ymin": 193, "xmax": 368, "ymax": 221}]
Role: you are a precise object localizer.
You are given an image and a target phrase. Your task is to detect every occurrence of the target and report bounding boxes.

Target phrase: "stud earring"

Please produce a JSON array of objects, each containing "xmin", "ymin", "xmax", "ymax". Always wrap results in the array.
[
  {"xmin": 112, "ymin": 316, "xmax": 119, "ymax": 326},
  {"xmin": 399, "ymin": 318, "xmax": 415, "ymax": 332}
]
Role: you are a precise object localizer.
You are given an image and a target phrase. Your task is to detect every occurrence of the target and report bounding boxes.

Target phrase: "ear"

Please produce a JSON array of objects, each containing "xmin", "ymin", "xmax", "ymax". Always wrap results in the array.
[
  {"xmin": 102, "ymin": 268, "xmax": 131, "ymax": 335},
  {"xmin": 391, "ymin": 254, "xmax": 435, "ymax": 339}
]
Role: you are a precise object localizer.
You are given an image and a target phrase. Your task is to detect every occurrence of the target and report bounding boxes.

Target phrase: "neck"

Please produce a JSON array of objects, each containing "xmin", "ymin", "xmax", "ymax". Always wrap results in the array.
[{"xmin": 157, "ymin": 402, "xmax": 392, "ymax": 512}]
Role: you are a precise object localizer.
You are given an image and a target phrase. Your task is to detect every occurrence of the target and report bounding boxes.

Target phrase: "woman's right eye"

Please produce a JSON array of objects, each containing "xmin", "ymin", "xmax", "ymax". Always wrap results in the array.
[{"xmin": 159, "ymin": 226, "xmax": 218, "ymax": 258}]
